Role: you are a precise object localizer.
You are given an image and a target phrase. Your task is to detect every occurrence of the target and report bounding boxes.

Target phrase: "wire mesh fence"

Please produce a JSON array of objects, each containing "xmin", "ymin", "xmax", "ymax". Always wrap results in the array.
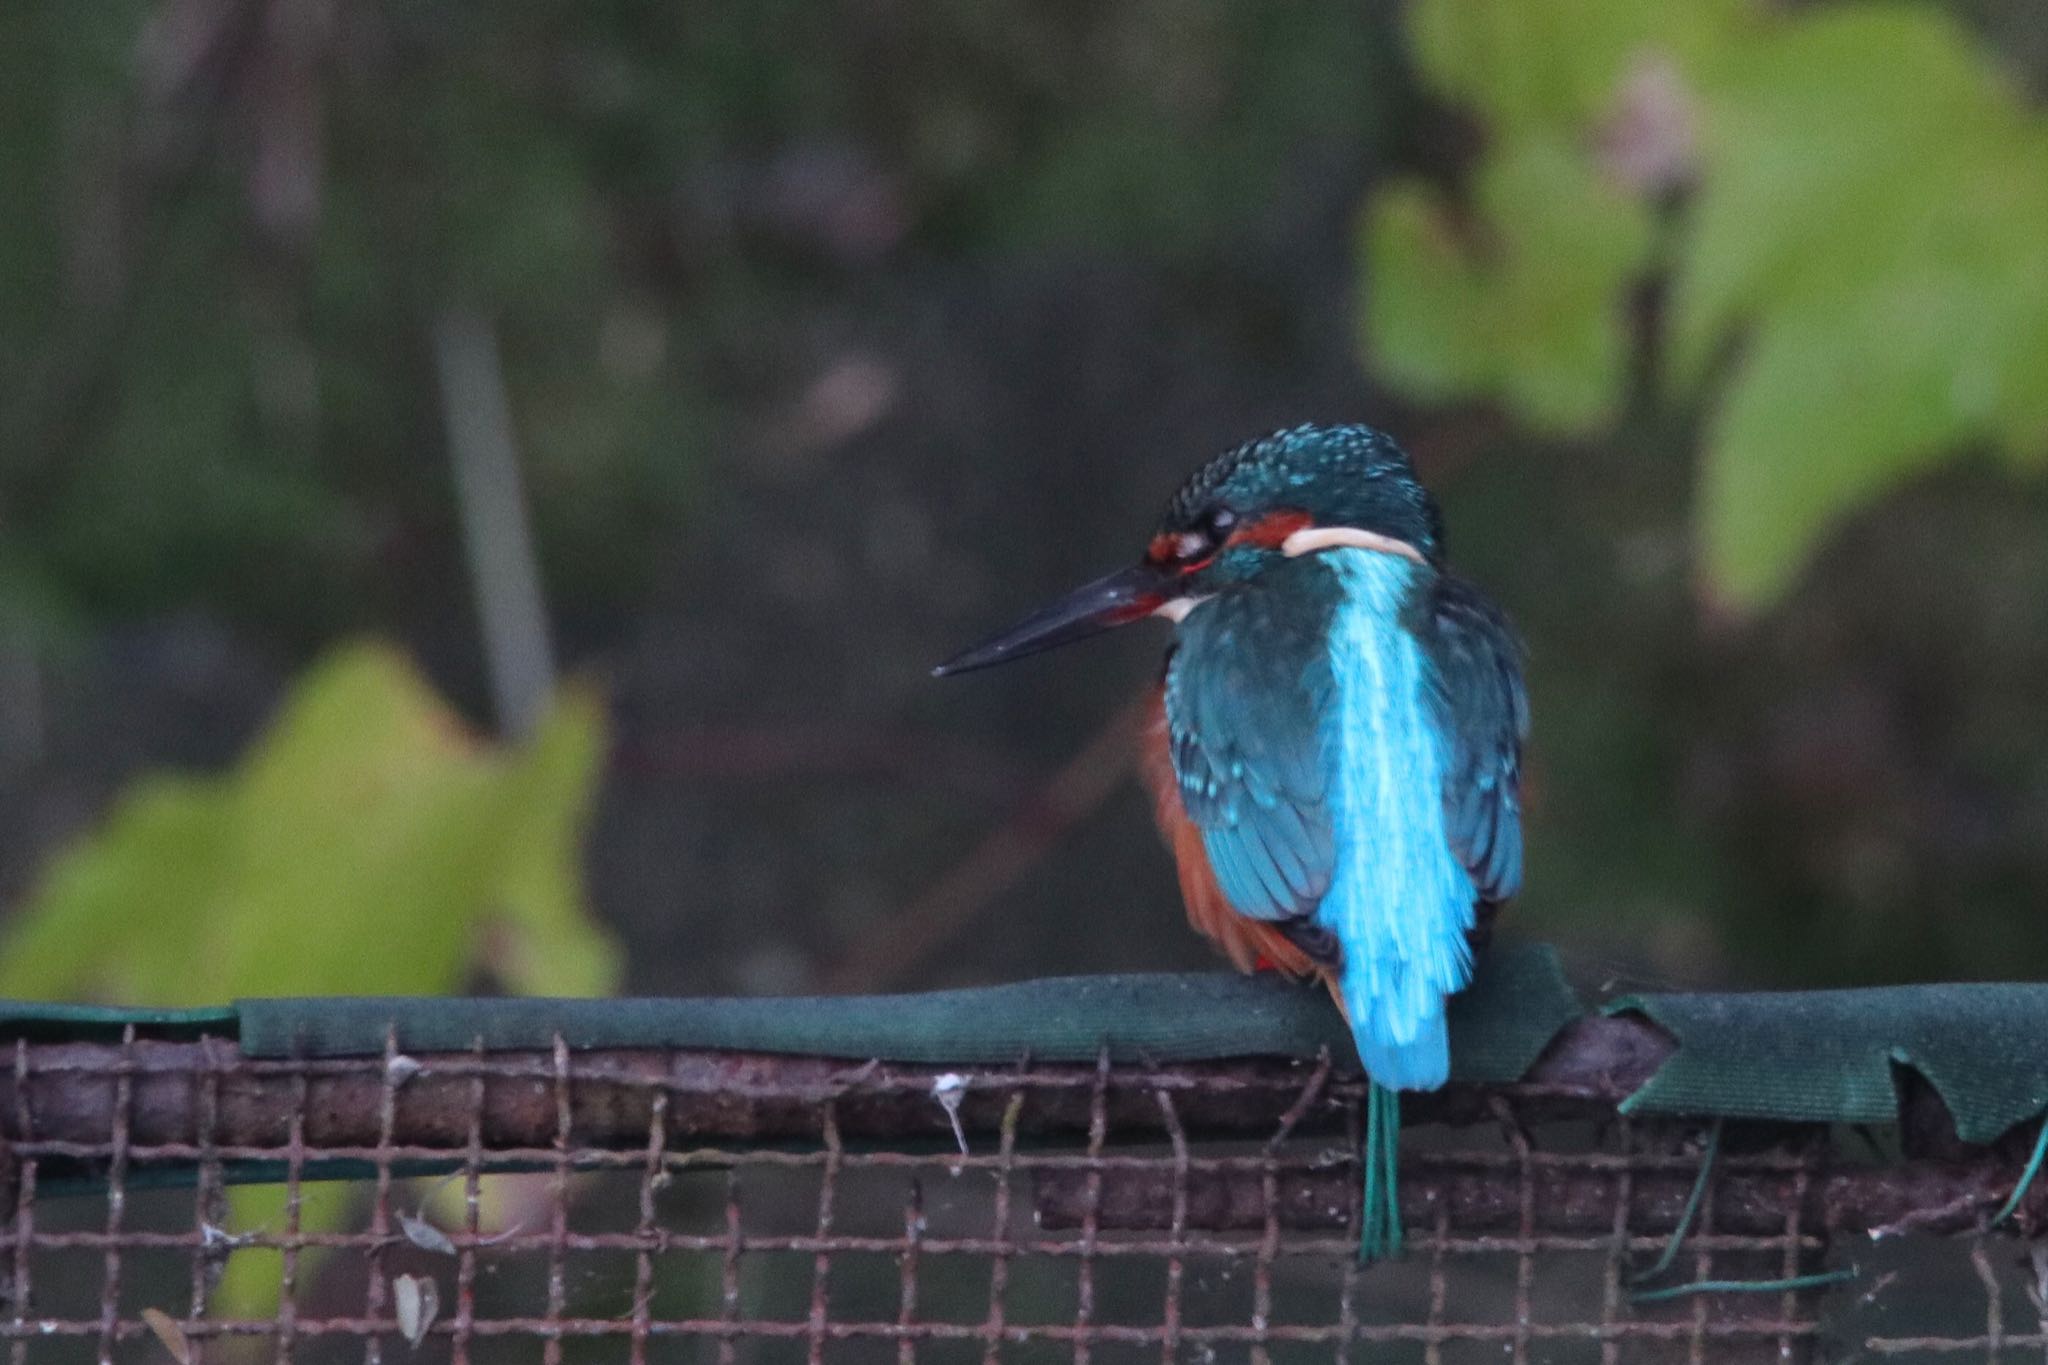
[{"xmin": 0, "ymin": 1019, "xmax": 2044, "ymax": 1364}]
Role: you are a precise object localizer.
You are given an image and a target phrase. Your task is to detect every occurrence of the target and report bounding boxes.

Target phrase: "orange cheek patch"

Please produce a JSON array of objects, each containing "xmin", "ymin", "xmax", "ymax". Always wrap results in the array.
[{"xmin": 1229, "ymin": 509, "xmax": 1314, "ymax": 550}]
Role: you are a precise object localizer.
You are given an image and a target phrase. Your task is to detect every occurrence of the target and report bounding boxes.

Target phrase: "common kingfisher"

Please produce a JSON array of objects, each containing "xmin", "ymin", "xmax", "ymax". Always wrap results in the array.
[{"xmin": 935, "ymin": 424, "xmax": 1527, "ymax": 1260}]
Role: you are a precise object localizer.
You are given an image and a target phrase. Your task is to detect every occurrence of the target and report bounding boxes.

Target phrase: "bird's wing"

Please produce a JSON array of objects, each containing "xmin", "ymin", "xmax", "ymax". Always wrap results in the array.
[
  {"xmin": 1164, "ymin": 577, "xmax": 1338, "ymax": 922},
  {"xmin": 1420, "ymin": 575, "xmax": 1528, "ymax": 904}
]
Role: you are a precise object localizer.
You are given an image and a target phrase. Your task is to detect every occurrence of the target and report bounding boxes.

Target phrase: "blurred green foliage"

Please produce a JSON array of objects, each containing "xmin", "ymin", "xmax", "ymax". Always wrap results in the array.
[
  {"xmin": 1365, "ymin": 0, "xmax": 2048, "ymax": 611},
  {"xmin": 0, "ymin": 642, "xmax": 619, "ymax": 1317},
  {"xmin": 0, "ymin": 642, "xmax": 620, "ymax": 1002}
]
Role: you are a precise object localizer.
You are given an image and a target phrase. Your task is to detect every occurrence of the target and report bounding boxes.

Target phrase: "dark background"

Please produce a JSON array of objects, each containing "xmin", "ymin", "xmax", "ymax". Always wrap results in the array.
[{"xmin": 5, "ymin": 1, "xmax": 2048, "ymax": 1007}]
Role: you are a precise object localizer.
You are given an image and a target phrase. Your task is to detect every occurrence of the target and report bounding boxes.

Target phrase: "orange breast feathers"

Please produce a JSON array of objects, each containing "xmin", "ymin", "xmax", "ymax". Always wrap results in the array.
[{"xmin": 1140, "ymin": 688, "xmax": 1316, "ymax": 979}]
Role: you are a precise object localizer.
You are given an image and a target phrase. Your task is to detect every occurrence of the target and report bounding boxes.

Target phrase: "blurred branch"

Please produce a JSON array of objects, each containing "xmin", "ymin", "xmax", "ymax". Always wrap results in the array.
[
  {"xmin": 433, "ymin": 309, "xmax": 556, "ymax": 739},
  {"xmin": 820, "ymin": 693, "xmax": 1149, "ymax": 994}
]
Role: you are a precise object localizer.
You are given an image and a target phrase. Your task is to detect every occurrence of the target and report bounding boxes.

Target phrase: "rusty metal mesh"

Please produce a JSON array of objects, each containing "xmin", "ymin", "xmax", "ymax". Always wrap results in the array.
[{"xmin": 0, "ymin": 1027, "xmax": 2044, "ymax": 1363}]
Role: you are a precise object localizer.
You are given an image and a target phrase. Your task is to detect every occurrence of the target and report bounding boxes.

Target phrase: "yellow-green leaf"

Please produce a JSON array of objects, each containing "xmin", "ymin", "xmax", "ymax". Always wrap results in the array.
[
  {"xmin": 1360, "ymin": 186, "xmax": 1495, "ymax": 406},
  {"xmin": 0, "ymin": 641, "xmax": 622, "ymax": 1322},
  {"xmin": 1374, "ymin": 0, "xmax": 2048, "ymax": 613},
  {"xmin": 485, "ymin": 684, "xmax": 621, "ymax": 996},
  {"xmin": 0, "ymin": 641, "xmax": 619, "ymax": 1005},
  {"xmin": 1363, "ymin": 138, "xmax": 1653, "ymax": 432},
  {"xmin": 1700, "ymin": 272, "xmax": 1988, "ymax": 610},
  {"xmin": 1670, "ymin": 4, "xmax": 2040, "ymax": 386}
]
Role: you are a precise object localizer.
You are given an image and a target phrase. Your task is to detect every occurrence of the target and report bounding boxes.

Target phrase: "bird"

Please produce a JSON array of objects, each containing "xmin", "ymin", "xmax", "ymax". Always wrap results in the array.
[{"xmin": 933, "ymin": 423, "xmax": 1527, "ymax": 1260}]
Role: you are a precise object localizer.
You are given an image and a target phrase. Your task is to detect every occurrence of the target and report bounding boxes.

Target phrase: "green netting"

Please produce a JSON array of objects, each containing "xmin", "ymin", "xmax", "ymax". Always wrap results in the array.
[
  {"xmin": 1610, "ymin": 984, "xmax": 2048, "ymax": 1143},
  {"xmin": 235, "ymin": 939, "xmax": 1583, "ymax": 1084}
]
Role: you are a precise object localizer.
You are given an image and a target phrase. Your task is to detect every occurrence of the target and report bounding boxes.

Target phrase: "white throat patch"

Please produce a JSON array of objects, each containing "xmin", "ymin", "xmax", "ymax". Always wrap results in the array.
[{"xmin": 1153, "ymin": 596, "xmax": 1210, "ymax": 623}]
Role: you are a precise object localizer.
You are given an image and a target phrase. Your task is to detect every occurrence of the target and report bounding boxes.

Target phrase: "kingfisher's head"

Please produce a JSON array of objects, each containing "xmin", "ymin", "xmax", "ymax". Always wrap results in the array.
[{"xmin": 934, "ymin": 423, "xmax": 1442, "ymax": 676}]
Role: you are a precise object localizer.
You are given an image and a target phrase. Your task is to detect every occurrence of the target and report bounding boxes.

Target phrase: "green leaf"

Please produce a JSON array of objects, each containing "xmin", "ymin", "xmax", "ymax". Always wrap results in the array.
[
  {"xmin": 1677, "ymin": 7, "xmax": 2048, "ymax": 606},
  {"xmin": 1363, "ymin": 138, "xmax": 1654, "ymax": 430},
  {"xmin": 484, "ymin": 684, "xmax": 620, "ymax": 996},
  {"xmin": 1698, "ymin": 272, "xmax": 1985, "ymax": 610},
  {"xmin": 0, "ymin": 641, "xmax": 621, "ymax": 1322},
  {"xmin": 1670, "ymin": 5, "xmax": 2042, "ymax": 385},
  {"xmin": 1990, "ymin": 291, "xmax": 2048, "ymax": 466},
  {"xmin": 1361, "ymin": 186, "xmax": 1495, "ymax": 405},
  {"xmin": 0, "ymin": 640, "xmax": 621, "ymax": 1003},
  {"xmin": 0, "ymin": 777, "xmax": 230, "ymax": 1004},
  {"xmin": 1376, "ymin": 0, "xmax": 2048, "ymax": 612}
]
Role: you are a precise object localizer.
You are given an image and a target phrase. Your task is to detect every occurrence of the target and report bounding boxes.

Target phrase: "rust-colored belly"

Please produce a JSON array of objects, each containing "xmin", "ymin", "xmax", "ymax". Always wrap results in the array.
[{"xmin": 1139, "ymin": 687, "xmax": 1315, "ymax": 979}]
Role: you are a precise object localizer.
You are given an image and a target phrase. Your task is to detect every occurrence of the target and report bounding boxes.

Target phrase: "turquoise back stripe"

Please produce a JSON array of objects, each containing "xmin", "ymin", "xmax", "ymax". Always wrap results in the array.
[{"xmin": 1318, "ymin": 549, "xmax": 1476, "ymax": 1090}]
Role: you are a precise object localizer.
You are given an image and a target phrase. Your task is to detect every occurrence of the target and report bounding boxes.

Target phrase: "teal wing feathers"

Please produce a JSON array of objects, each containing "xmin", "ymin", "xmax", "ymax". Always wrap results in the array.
[
  {"xmin": 1165, "ymin": 560, "xmax": 1525, "ymax": 928},
  {"xmin": 1420, "ymin": 575, "xmax": 1528, "ymax": 904},
  {"xmin": 1164, "ymin": 566, "xmax": 1339, "ymax": 923}
]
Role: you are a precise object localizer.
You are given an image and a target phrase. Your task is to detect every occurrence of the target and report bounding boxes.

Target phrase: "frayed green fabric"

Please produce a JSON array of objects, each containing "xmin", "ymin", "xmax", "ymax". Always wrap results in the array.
[{"xmin": 1609, "ymin": 984, "xmax": 2048, "ymax": 1144}]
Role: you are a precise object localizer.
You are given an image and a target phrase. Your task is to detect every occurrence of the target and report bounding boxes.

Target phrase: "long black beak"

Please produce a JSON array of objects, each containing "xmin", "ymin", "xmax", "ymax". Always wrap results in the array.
[{"xmin": 932, "ymin": 563, "xmax": 1174, "ymax": 677}]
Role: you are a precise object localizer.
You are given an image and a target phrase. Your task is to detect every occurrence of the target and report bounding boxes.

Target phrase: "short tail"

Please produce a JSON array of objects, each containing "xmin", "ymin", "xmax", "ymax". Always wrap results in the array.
[
  {"xmin": 1319, "ymin": 972, "xmax": 1452, "ymax": 1091},
  {"xmin": 1350, "ymin": 1003, "xmax": 1451, "ymax": 1091}
]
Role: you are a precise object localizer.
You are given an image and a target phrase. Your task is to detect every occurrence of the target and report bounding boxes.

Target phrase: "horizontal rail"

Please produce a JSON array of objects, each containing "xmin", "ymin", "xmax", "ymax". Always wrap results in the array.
[
  {"xmin": 0, "ymin": 1015, "xmax": 1669, "ymax": 1150},
  {"xmin": 0, "ymin": 1017, "xmax": 2038, "ymax": 1238}
]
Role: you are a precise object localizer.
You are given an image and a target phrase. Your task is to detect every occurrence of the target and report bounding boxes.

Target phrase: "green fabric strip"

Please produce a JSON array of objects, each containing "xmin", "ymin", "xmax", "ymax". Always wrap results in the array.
[
  {"xmin": 16, "ymin": 953, "xmax": 2048, "ymax": 1145},
  {"xmin": 239, "ymin": 940, "xmax": 1581, "ymax": 1085},
  {"xmin": 0, "ymin": 1001, "xmax": 239, "ymax": 1042},
  {"xmin": 1609, "ymin": 983, "xmax": 2048, "ymax": 1144}
]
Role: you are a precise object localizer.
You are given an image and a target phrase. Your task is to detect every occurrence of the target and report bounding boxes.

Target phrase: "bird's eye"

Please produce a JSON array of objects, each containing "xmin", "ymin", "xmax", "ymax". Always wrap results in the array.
[
  {"xmin": 1196, "ymin": 507, "xmax": 1236, "ymax": 548},
  {"xmin": 1167, "ymin": 508, "xmax": 1237, "ymax": 563},
  {"xmin": 1151, "ymin": 507, "xmax": 1239, "ymax": 568}
]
